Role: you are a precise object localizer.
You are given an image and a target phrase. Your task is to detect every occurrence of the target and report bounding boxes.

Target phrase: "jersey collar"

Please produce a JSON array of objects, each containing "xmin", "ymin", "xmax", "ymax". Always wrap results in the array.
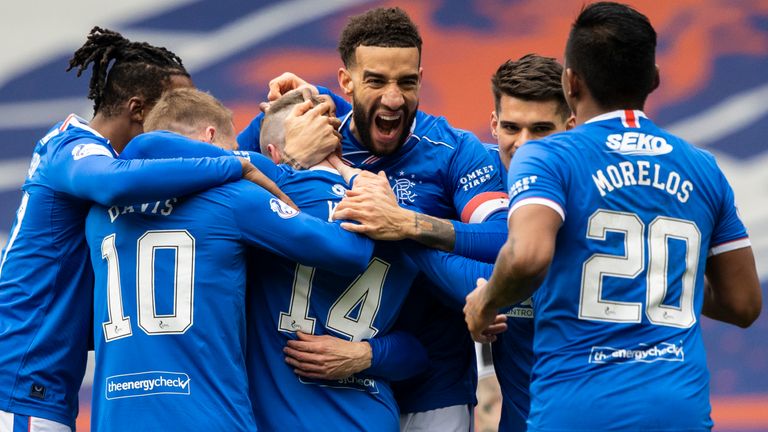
[
  {"xmin": 585, "ymin": 110, "xmax": 648, "ymax": 128},
  {"xmin": 61, "ymin": 113, "xmax": 105, "ymax": 139},
  {"xmin": 308, "ymin": 165, "xmax": 340, "ymax": 175}
]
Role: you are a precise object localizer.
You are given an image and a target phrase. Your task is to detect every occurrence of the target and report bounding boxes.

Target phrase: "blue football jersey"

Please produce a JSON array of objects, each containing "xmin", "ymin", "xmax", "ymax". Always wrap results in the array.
[
  {"xmin": 337, "ymin": 111, "xmax": 509, "ymax": 412},
  {"xmin": 482, "ymin": 142, "xmax": 534, "ymax": 432},
  {"xmin": 0, "ymin": 116, "xmax": 241, "ymax": 427},
  {"xmin": 237, "ymin": 95, "xmax": 511, "ymax": 412},
  {"xmin": 507, "ymin": 110, "xmax": 749, "ymax": 431},
  {"xmin": 245, "ymin": 166, "xmax": 419, "ymax": 432},
  {"xmin": 86, "ymin": 179, "xmax": 373, "ymax": 432}
]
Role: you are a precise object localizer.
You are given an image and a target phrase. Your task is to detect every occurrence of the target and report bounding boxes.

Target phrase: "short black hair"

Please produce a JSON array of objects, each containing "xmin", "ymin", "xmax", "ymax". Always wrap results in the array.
[
  {"xmin": 67, "ymin": 26, "xmax": 190, "ymax": 117},
  {"xmin": 565, "ymin": 2, "xmax": 657, "ymax": 109},
  {"xmin": 491, "ymin": 54, "xmax": 569, "ymax": 120},
  {"xmin": 338, "ymin": 7, "xmax": 422, "ymax": 68}
]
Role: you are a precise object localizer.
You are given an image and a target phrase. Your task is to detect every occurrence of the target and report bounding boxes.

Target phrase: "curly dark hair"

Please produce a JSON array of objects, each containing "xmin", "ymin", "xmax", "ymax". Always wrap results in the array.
[
  {"xmin": 67, "ymin": 26, "xmax": 190, "ymax": 117},
  {"xmin": 338, "ymin": 7, "xmax": 422, "ymax": 67},
  {"xmin": 491, "ymin": 54, "xmax": 569, "ymax": 120}
]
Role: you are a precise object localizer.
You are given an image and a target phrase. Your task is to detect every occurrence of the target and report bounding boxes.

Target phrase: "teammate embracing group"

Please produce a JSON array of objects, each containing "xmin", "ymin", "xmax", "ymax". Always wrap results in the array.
[{"xmin": 0, "ymin": 2, "xmax": 761, "ymax": 432}]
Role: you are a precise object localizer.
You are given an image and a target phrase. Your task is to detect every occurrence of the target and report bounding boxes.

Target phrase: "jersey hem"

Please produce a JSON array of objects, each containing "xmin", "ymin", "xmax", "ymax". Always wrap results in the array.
[
  {"xmin": 398, "ymin": 393, "xmax": 477, "ymax": 414},
  {"xmin": 5, "ymin": 400, "xmax": 74, "ymax": 429}
]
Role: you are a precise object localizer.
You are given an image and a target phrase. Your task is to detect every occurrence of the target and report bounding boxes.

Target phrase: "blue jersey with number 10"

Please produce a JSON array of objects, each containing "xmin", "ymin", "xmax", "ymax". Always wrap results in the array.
[
  {"xmin": 0, "ymin": 117, "xmax": 242, "ymax": 427},
  {"xmin": 86, "ymin": 170, "xmax": 373, "ymax": 431},
  {"xmin": 507, "ymin": 110, "xmax": 749, "ymax": 431}
]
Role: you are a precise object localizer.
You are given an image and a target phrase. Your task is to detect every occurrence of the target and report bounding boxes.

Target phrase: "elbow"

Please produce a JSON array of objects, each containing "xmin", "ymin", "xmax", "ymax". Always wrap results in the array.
[
  {"xmin": 735, "ymin": 302, "xmax": 762, "ymax": 328},
  {"xmin": 95, "ymin": 188, "xmax": 135, "ymax": 207},
  {"xmin": 337, "ymin": 244, "xmax": 373, "ymax": 275}
]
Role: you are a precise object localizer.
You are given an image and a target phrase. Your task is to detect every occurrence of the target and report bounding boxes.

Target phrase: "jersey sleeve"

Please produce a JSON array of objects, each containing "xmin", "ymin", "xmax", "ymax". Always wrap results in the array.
[
  {"xmin": 366, "ymin": 330, "xmax": 428, "ymax": 381},
  {"xmin": 451, "ymin": 218, "xmax": 507, "ymax": 262},
  {"xmin": 404, "ymin": 243, "xmax": 494, "ymax": 311},
  {"xmin": 233, "ymin": 151, "xmax": 284, "ymax": 185},
  {"xmin": 506, "ymin": 139, "xmax": 568, "ymax": 222},
  {"xmin": 120, "ymin": 131, "xmax": 229, "ymax": 159},
  {"xmin": 237, "ymin": 113, "xmax": 264, "ymax": 152},
  {"xmin": 448, "ymin": 130, "xmax": 509, "ymax": 224},
  {"xmin": 709, "ymin": 168, "xmax": 750, "ymax": 255},
  {"xmin": 122, "ymin": 131, "xmax": 286, "ymax": 186},
  {"xmin": 230, "ymin": 181, "xmax": 374, "ymax": 274},
  {"xmin": 48, "ymin": 137, "xmax": 242, "ymax": 206}
]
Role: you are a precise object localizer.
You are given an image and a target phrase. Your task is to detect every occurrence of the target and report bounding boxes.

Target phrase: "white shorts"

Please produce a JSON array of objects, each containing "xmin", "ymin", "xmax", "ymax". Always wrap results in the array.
[
  {"xmin": 0, "ymin": 409, "xmax": 71, "ymax": 432},
  {"xmin": 400, "ymin": 404, "xmax": 474, "ymax": 432}
]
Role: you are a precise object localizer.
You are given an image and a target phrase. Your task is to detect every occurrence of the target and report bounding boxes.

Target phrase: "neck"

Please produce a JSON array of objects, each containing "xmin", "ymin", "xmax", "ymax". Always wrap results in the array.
[
  {"xmin": 89, "ymin": 112, "xmax": 137, "ymax": 154},
  {"xmin": 349, "ymin": 118, "xmax": 364, "ymax": 145},
  {"xmin": 313, "ymin": 159, "xmax": 334, "ymax": 170},
  {"xmin": 574, "ymin": 98, "xmax": 644, "ymax": 126}
]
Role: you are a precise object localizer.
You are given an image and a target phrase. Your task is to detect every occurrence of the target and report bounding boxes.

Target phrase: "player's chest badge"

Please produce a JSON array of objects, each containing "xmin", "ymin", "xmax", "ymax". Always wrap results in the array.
[{"xmin": 389, "ymin": 171, "xmax": 421, "ymax": 205}]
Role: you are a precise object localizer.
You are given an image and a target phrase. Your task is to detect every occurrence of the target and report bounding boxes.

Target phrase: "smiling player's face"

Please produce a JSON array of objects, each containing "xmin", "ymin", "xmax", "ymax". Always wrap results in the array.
[
  {"xmin": 491, "ymin": 95, "xmax": 569, "ymax": 169},
  {"xmin": 340, "ymin": 45, "xmax": 421, "ymax": 156}
]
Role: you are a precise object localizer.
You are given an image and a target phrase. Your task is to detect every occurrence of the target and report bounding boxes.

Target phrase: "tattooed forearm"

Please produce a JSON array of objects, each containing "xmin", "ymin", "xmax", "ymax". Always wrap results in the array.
[{"xmin": 412, "ymin": 212, "xmax": 456, "ymax": 251}]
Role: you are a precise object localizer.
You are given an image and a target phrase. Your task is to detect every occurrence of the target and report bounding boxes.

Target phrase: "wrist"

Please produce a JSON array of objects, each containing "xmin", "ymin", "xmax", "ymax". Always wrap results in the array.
[
  {"xmin": 402, "ymin": 209, "xmax": 420, "ymax": 239},
  {"xmin": 479, "ymin": 280, "xmax": 502, "ymax": 311},
  {"xmin": 356, "ymin": 342, "xmax": 373, "ymax": 371}
]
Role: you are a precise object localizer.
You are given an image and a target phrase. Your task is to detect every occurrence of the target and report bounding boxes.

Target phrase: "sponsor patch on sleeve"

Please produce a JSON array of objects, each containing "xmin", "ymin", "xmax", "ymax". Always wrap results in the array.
[
  {"xmin": 71, "ymin": 143, "xmax": 114, "ymax": 160},
  {"xmin": 270, "ymin": 198, "xmax": 299, "ymax": 219}
]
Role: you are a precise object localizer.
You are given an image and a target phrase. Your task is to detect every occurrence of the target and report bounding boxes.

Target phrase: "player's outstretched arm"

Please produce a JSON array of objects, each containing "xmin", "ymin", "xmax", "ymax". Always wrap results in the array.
[
  {"xmin": 233, "ymin": 182, "xmax": 374, "ymax": 274},
  {"xmin": 464, "ymin": 204, "xmax": 559, "ymax": 342},
  {"xmin": 703, "ymin": 246, "xmax": 761, "ymax": 328},
  {"xmin": 365, "ymin": 330, "xmax": 428, "ymax": 380},
  {"xmin": 404, "ymin": 244, "xmax": 494, "ymax": 311},
  {"xmin": 333, "ymin": 170, "xmax": 456, "ymax": 249},
  {"xmin": 50, "ymin": 138, "xmax": 243, "ymax": 206},
  {"xmin": 121, "ymin": 131, "xmax": 297, "ymax": 209},
  {"xmin": 283, "ymin": 330, "xmax": 428, "ymax": 381},
  {"xmin": 333, "ymin": 171, "xmax": 508, "ymax": 257}
]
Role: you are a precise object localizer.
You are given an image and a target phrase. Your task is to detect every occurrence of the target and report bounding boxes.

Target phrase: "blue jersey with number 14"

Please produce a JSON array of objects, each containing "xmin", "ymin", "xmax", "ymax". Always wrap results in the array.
[
  {"xmin": 508, "ymin": 110, "xmax": 749, "ymax": 431},
  {"xmin": 245, "ymin": 165, "xmax": 418, "ymax": 432}
]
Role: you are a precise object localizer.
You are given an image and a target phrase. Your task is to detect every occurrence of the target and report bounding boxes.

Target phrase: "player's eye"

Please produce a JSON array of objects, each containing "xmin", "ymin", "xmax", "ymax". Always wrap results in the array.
[
  {"xmin": 533, "ymin": 125, "xmax": 555, "ymax": 134},
  {"xmin": 366, "ymin": 78, "xmax": 385, "ymax": 87}
]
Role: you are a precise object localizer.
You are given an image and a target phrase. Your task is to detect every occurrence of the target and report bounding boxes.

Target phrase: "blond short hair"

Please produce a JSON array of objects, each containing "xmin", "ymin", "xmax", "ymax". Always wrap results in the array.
[{"xmin": 144, "ymin": 88, "xmax": 235, "ymax": 139}]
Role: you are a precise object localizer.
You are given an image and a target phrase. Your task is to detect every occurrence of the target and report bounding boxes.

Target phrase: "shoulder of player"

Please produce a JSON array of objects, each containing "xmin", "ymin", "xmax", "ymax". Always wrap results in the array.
[
  {"xmin": 47, "ymin": 129, "xmax": 114, "ymax": 162},
  {"xmin": 411, "ymin": 111, "xmax": 483, "ymax": 153},
  {"xmin": 45, "ymin": 114, "xmax": 109, "ymax": 150}
]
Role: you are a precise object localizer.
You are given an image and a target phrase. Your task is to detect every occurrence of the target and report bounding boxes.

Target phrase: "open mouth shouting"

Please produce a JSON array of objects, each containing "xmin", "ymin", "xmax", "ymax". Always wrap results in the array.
[{"xmin": 373, "ymin": 111, "xmax": 404, "ymax": 146}]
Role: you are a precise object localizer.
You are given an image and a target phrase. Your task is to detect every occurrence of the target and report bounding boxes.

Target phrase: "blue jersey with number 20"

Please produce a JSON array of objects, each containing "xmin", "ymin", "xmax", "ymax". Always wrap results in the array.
[{"xmin": 507, "ymin": 110, "xmax": 749, "ymax": 431}]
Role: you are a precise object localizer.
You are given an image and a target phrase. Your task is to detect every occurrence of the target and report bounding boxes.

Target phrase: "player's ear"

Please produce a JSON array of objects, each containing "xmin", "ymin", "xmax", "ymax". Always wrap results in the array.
[
  {"xmin": 564, "ymin": 68, "xmax": 578, "ymax": 98},
  {"xmin": 204, "ymin": 126, "xmax": 216, "ymax": 144},
  {"xmin": 127, "ymin": 97, "xmax": 146, "ymax": 123},
  {"xmin": 490, "ymin": 111, "xmax": 499, "ymax": 139},
  {"xmin": 650, "ymin": 64, "xmax": 661, "ymax": 93},
  {"xmin": 338, "ymin": 68, "xmax": 353, "ymax": 96},
  {"xmin": 566, "ymin": 114, "xmax": 576, "ymax": 130},
  {"xmin": 266, "ymin": 144, "xmax": 281, "ymax": 164}
]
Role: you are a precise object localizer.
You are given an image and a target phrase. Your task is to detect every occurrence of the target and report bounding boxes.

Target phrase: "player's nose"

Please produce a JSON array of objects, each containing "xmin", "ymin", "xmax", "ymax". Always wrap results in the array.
[
  {"xmin": 515, "ymin": 129, "xmax": 532, "ymax": 148},
  {"xmin": 380, "ymin": 86, "xmax": 405, "ymax": 110}
]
